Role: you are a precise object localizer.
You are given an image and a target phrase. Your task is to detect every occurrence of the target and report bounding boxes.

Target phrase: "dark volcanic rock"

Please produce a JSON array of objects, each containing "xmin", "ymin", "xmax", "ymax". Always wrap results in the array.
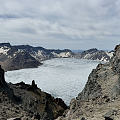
[
  {"xmin": 11, "ymin": 81, "xmax": 68, "ymax": 120},
  {"xmin": 0, "ymin": 43, "xmax": 11, "ymax": 47},
  {"xmin": 0, "ymin": 65, "xmax": 21, "ymax": 103},
  {"xmin": 0, "ymin": 43, "xmax": 73, "ymax": 71},
  {"xmin": 74, "ymin": 48, "xmax": 113, "ymax": 62},
  {"xmin": 77, "ymin": 68, "xmax": 102, "ymax": 100},
  {"xmin": 104, "ymin": 110, "xmax": 117, "ymax": 120},
  {"xmin": 0, "ymin": 66, "xmax": 18, "ymax": 104},
  {"xmin": 0, "ymin": 66, "xmax": 68, "ymax": 120},
  {"xmin": 0, "ymin": 44, "xmax": 42, "ymax": 71},
  {"xmin": 0, "ymin": 65, "xmax": 6, "ymax": 87},
  {"xmin": 111, "ymin": 45, "xmax": 120, "ymax": 74},
  {"xmin": 81, "ymin": 117, "xmax": 86, "ymax": 120}
]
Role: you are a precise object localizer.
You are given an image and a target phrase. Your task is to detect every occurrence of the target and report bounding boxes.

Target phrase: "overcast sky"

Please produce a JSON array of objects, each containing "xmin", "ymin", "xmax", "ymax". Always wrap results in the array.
[{"xmin": 0, "ymin": 0, "xmax": 120, "ymax": 50}]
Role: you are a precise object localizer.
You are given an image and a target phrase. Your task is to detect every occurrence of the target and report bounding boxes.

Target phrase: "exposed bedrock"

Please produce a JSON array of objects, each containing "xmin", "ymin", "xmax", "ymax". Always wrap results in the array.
[{"xmin": 0, "ymin": 66, "xmax": 68, "ymax": 120}]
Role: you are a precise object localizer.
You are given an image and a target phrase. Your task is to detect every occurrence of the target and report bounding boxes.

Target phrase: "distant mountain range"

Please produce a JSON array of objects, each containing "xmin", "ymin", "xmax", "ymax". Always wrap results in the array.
[
  {"xmin": 0, "ymin": 43, "xmax": 72, "ymax": 71},
  {"xmin": 0, "ymin": 43, "xmax": 114, "ymax": 71},
  {"xmin": 73, "ymin": 48, "xmax": 114, "ymax": 62}
]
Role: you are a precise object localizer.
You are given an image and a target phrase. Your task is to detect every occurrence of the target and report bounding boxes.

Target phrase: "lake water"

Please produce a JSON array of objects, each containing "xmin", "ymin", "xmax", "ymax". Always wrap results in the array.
[{"xmin": 5, "ymin": 58, "xmax": 99, "ymax": 105}]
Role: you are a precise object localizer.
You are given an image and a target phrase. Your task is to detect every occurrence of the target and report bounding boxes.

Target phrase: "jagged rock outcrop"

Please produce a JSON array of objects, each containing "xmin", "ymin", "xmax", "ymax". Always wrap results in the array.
[
  {"xmin": 104, "ymin": 110, "xmax": 117, "ymax": 120},
  {"xmin": 0, "ymin": 65, "xmax": 6, "ymax": 87},
  {"xmin": 0, "ymin": 66, "xmax": 21, "ymax": 104},
  {"xmin": 0, "ymin": 43, "xmax": 73, "ymax": 71},
  {"xmin": 0, "ymin": 51, "xmax": 42, "ymax": 71},
  {"xmin": 74, "ymin": 48, "xmax": 113, "ymax": 62},
  {"xmin": 57, "ymin": 45, "xmax": 120, "ymax": 120},
  {"xmin": 0, "ymin": 66, "xmax": 68, "ymax": 120}
]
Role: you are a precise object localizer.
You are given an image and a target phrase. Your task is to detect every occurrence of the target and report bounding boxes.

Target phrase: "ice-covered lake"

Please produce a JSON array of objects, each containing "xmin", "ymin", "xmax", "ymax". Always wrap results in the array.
[{"xmin": 5, "ymin": 58, "xmax": 99, "ymax": 105}]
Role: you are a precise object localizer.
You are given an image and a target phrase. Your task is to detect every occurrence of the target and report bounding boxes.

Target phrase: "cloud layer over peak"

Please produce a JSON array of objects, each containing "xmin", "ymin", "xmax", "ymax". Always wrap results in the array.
[{"xmin": 0, "ymin": 0, "xmax": 119, "ymax": 49}]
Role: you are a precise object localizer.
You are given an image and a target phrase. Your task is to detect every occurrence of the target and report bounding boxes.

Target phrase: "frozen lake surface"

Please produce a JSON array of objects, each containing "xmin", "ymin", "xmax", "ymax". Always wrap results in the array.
[{"xmin": 5, "ymin": 58, "xmax": 99, "ymax": 105}]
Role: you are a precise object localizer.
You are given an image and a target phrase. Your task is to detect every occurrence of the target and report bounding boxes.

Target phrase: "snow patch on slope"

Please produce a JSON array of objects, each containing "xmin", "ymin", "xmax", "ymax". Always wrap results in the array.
[
  {"xmin": 106, "ymin": 51, "xmax": 114, "ymax": 58},
  {"xmin": 52, "ymin": 52, "xmax": 72, "ymax": 58},
  {"xmin": 0, "ymin": 47, "xmax": 10, "ymax": 55}
]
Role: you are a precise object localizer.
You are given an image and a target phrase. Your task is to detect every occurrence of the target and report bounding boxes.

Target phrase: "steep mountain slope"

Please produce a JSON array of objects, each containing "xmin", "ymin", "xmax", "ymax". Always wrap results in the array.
[
  {"xmin": 13, "ymin": 45, "xmax": 72, "ymax": 61},
  {"xmin": 57, "ymin": 45, "xmax": 120, "ymax": 120},
  {"xmin": 0, "ymin": 65, "xmax": 68, "ymax": 120},
  {"xmin": 0, "ymin": 43, "xmax": 73, "ymax": 71},
  {"xmin": 74, "ymin": 48, "xmax": 113, "ymax": 62}
]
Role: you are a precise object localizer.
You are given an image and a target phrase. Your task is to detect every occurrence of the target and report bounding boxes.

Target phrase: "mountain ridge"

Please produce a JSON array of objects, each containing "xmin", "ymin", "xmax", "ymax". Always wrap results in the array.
[
  {"xmin": 0, "ymin": 43, "xmax": 73, "ymax": 71},
  {"xmin": 0, "ymin": 43, "xmax": 114, "ymax": 71},
  {"xmin": 74, "ymin": 48, "xmax": 114, "ymax": 62}
]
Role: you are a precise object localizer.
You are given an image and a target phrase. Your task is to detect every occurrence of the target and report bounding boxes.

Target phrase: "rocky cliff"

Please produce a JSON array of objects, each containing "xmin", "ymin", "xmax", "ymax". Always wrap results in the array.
[
  {"xmin": 74, "ymin": 48, "xmax": 113, "ymax": 62},
  {"xmin": 0, "ymin": 66, "xmax": 68, "ymax": 120},
  {"xmin": 57, "ymin": 45, "xmax": 120, "ymax": 120}
]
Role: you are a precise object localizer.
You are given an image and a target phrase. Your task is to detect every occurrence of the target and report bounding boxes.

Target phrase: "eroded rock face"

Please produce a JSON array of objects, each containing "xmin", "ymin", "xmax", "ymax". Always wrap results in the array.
[
  {"xmin": 0, "ymin": 65, "xmax": 6, "ymax": 87},
  {"xmin": 111, "ymin": 45, "xmax": 120, "ymax": 74},
  {"xmin": 0, "ymin": 43, "xmax": 73, "ymax": 71},
  {"xmin": 77, "ymin": 68, "xmax": 102, "ymax": 100},
  {"xmin": 104, "ymin": 110, "xmax": 117, "ymax": 120},
  {"xmin": 73, "ymin": 48, "xmax": 113, "ymax": 62},
  {"xmin": 0, "ymin": 65, "xmax": 21, "ymax": 104},
  {"xmin": 0, "ymin": 66, "xmax": 68, "ymax": 120},
  {"xmin": 59, "ymin": 44, "xmax": 120, "ymax": 120},
  {"xmin": 13, "ymin": 81, "xmax": 68, "ymax": 120}
]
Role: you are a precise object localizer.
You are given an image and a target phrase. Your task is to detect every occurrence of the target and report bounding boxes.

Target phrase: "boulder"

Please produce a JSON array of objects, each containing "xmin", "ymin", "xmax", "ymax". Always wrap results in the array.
[
  {"xmin": 81, "ymin": 117, "xmax": 86, "ymax": 120},
  {"xmin": 104, "ymin": 110, "xmax": 117, "ymax": 120}
]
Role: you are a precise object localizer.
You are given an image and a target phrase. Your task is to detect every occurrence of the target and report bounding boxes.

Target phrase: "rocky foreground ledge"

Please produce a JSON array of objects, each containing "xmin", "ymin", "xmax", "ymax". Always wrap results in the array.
[
  {"xmin": 57, "ymin": 45, "xmax": 120, "ymax": 120},
  {"xmin": 0, "ymin": 65, "xmax": 68, "ymax": 120}
]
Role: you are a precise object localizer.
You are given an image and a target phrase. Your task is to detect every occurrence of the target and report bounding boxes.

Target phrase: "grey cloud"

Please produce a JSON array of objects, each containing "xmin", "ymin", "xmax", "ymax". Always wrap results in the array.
[
  {"xmin": 0, "ymin": 0, "xmax": 119, "ymax": 49},
  {"xmin": 0, "ymin": 14, "xmax": 20, "ymax": 19},
  {"xmin": 14, "ymin": 27, "xmax": 37, "ymax": 34}
]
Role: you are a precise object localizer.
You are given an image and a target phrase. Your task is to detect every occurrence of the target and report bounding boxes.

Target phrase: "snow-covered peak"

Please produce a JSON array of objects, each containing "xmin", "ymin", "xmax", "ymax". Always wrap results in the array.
[
  {"xmin": 0, "ymin": 47, "xmax": 10, "ymax": 55},
  {"xmin": 74, "ymin": 49, "xmax": 114, "ymax": 62},
  {"xmin": 52, "ymin": 51, "xmax": 72, "ymax": 58},
  {"xmin": 106, "ymin": 51, "xmax": 114, "ymax": 58}
]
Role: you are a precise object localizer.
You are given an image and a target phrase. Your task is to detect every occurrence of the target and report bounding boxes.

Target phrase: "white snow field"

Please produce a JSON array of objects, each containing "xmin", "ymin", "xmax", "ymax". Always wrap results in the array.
[{"xmin": 5, "ymin": 58, "xmax": 99, "ymax": 105}]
